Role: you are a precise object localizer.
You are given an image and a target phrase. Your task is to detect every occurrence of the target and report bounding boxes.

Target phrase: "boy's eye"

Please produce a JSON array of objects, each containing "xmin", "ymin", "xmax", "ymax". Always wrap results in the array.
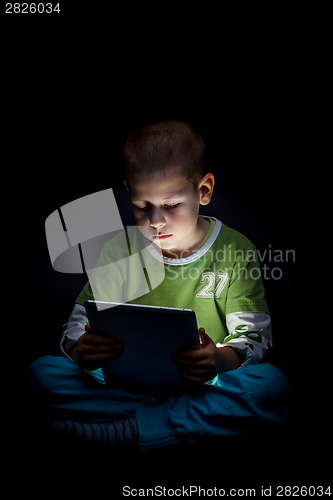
[
  {"xmin": 132, "ymin": 204, "xmax": 149, "ymax": 211},
  {"xmin": 133, "ymin": 203, "xmax": 180, "ymax": 210},
  {"xmin": 163, "ymin": 203, "xmax": 180, "ymax": 209}
]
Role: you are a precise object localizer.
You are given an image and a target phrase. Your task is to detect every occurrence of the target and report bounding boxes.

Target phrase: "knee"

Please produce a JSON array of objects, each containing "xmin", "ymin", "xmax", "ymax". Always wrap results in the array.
[
  {"xmin": 244, "ymin": 363, "xmax": 290, "ymax": 418},
  {"xmin": 26, "ymin": 355, "xmax": 77, "ymax": 393},
  {"xmin": 220, "ymin": 363, "xmax": 289, "ymax": 422}
]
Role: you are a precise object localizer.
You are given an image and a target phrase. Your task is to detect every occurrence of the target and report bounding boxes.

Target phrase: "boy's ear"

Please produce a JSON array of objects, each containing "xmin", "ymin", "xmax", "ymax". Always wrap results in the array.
[
  {"xmin": 199, "ymin": 173, "xmax": 215, "ymax": 206},
  {"xmin": 123, "ymin": 180, "xmax": 129, "ymax": 192}
]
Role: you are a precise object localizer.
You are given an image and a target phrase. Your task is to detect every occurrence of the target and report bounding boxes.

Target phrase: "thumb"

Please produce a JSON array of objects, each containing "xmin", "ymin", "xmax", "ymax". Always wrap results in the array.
[
  {"xmin": 199, "ymin": 327, "xmax": 212, "ymax": 345},
  {"xmin": 85, "ymin": 323, "xmax": 92, "ymax": 333}
]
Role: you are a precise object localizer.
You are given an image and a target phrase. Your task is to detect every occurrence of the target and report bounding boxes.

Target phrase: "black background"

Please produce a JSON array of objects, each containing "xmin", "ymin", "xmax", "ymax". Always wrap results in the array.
[{"xmin": 1, "ymin": 5, "xmax": 329, "ymax": 493}]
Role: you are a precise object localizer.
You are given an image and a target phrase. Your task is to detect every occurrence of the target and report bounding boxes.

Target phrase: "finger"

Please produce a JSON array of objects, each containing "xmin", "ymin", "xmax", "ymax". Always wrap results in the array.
[
  {"xmin": 178, "ymin": 347, "xmax": 202, "ymax": 356},
  {"xmin": 177, "ymin": 365, "xmax": 213, "ymax": 375},
  {"xmin": 84, "ymin": 324, "xmax": 118, "ymax": 342},
  {"xmin": 172, "ymin": 345, "xmax": 203, "ymax": 361},
  {"xmin": 199, "ymin": 328, "xmax": 213, "ymax": 345},
  {"xmin": 172, "ymin": 349, "xmax": 207, "ymax": 363},
  {"xmin": 176, "ymin": 368, "xmax": 213, "ymax": 382},
  {"xmin": 81, "ymin": 351, "xmax": 123, "ymax": 371},
  {"xmin": 82, "ymin": 334, "xmax": 118, "ymax": 346},
  {"xmin": 83, "ymin": 350, "xmax": 122, "ymax": 361},
  {"xmin": 81, "ymin": 343, "xmax": 123, "ymax": 354},
  {"xmin": 174, "ymin": 359, "xmax": 213, "ymax": 372}
]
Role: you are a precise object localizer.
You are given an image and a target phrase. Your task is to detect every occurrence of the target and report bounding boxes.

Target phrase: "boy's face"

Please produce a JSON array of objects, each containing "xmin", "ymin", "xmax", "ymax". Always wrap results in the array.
[{"xmin": 125, "ymin": 169, "xmax": 214, "ymax": 258}]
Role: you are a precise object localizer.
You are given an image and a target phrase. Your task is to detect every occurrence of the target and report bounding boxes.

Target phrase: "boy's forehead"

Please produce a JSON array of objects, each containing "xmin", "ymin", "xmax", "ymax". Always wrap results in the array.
[{"xmin": 128, "ymin": 172, "xmax": 190, "ymax": 200}]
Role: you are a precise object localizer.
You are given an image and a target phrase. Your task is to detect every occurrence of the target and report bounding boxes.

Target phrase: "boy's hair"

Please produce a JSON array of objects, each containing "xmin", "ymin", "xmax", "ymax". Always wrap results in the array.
[{"xmin": 123, "ymin": 119, "xmax": 206, "ymax": 188}]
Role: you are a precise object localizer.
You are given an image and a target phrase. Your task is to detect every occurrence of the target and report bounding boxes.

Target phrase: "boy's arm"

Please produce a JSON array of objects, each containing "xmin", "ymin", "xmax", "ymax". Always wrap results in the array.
[
  {"xmin": 60, "ymin": 304, "xmax": 123, "ymax": 370},
  {"xmin": 219, "ymin": 312, "xmax": 272, "ymax": 366},
  {"xmin": 60, "ymin": 303, "xmax": 88, "ymax": 360},
  {"xmin": 172, "ymin": 311, "xmax": 272, "ymax": 383},
  {"xmin": 172, "ymin": 328, "xmax": 243, "ymax": 382}
]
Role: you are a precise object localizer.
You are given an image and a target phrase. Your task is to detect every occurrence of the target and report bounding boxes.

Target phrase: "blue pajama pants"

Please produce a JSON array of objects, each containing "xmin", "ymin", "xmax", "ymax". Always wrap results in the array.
[{"xmin": 27, "ymin": 355, "xmax": 289, "ymax": 450}]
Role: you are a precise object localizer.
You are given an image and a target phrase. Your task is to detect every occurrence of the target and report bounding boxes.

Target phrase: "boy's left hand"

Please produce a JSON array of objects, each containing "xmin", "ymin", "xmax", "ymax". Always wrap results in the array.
[{"xmin": 171, "ymin": 327, "xmax": 242, "ymax": 383}]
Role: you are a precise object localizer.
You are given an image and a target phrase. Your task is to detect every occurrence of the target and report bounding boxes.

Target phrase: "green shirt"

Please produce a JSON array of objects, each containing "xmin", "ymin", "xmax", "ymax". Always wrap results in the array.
[{"xmin": 76, "ymin": 217, "xmax": 269, "ymax": 345}]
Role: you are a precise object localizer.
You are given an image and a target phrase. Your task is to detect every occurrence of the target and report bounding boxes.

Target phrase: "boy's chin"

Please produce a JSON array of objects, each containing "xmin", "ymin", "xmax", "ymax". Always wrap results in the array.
[
  {"xmin": 152, "ymin": 239, "xmax": 173, "ymax": 251},
  {"xmin": 152, "ymin": 238, "xmax": 178, "ymax": 254}
]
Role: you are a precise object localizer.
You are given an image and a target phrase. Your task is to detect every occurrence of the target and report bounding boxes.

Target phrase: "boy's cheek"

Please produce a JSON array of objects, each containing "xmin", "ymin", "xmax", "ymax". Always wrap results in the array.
[
  {"xmin": 133, "ymin": 214, "xmax": 150, "ymax": 228},
  {"xmin": 137, "ymin": 225, "xmax": 152, "ymax": 239}
]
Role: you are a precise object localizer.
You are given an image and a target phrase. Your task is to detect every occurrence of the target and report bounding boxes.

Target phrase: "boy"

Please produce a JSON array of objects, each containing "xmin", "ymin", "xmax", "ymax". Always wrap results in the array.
[{"xmin": 28, "ymin": 119, "xmax": 289, "ymax": 450}]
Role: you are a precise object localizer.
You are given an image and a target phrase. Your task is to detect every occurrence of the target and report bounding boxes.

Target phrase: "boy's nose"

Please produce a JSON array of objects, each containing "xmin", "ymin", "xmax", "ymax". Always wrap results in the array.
[
  {"xmin": 149, "ymin": 209, "xmax": 166, "ymax": 228},
  {"xmin": 149, "ymin": 219, "xmax": 166, "ymax": 229}
]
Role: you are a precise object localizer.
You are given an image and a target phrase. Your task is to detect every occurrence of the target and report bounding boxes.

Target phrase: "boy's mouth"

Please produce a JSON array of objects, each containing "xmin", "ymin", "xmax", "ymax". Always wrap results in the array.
[{"xmin": 153, "ymin": 233, "xmax": 172, "ymax": 240}]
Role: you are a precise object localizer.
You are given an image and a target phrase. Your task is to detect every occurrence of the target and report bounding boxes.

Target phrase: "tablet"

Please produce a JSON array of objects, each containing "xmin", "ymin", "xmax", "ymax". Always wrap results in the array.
[{"xmin": 85, "ymin": 300, "xmax": 200, "ymax": 398}]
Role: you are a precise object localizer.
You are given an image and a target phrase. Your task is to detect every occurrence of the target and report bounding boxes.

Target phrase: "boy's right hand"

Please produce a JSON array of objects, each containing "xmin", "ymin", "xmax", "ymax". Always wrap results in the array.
[{"xmin": 69, "ymin": 323, "xmax": 123, "ymax": 371}]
